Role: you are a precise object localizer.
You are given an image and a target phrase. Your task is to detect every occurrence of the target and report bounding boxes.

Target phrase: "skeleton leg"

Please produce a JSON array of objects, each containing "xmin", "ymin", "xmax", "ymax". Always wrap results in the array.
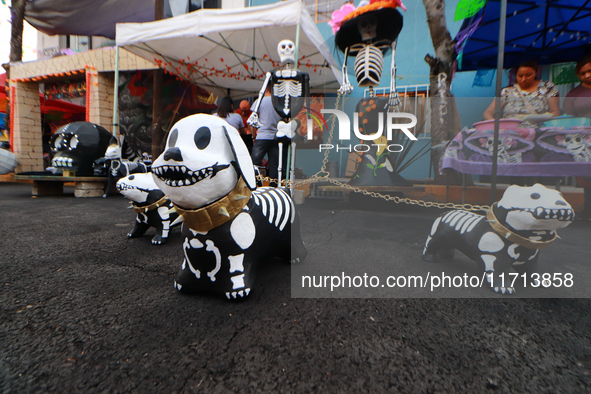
[
  {"xmin": 290, "ymin": 141, "xmax": 297, "ymax": 197},
  {"xmin": 388, "ymin": 40, "xmax": 401, "ymax": 112},
  {"xmin": 277, "ymin": 141, "xmax": 284, "ymax": 187}
]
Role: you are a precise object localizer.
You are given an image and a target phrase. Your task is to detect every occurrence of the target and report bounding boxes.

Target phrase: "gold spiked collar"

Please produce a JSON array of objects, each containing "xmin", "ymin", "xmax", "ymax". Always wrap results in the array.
[
  {"xmin": 133, "ymin": 196, "xmax": 169, "ymax": 213},
  {"xmin": 171, "ymin": 177, "xmax": 252, "ymax": 232},
  {"xmin": 486, "ymin": 206, "xmax": 557, "ymax": 249}
]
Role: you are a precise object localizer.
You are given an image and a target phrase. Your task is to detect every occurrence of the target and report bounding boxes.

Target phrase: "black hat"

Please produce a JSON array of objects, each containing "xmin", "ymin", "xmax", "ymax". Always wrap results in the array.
[{"xmin": 335, "ymin": 7, "xmax": 403, "ymax": 55}]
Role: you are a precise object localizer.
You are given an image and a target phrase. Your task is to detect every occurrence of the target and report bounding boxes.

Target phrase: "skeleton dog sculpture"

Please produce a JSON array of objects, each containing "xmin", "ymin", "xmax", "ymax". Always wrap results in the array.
[
  {"xmin": 152, "ymin": 114, "xmax": 307, "ymax": 299},
  {"xmin": 117, "ymin": 173, "xmax": 178, "ymax": 245},
  {"xmin": 423, "ymin": 184, "xmax": 574, "ymax": 294}
]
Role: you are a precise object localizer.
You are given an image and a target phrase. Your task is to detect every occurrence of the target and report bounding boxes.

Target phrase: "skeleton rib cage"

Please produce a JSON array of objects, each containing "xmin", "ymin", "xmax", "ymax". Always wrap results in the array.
[
  {"xmin": 273, "ymin": 80, "xmax": 303, "ymax": 116},
  {"xmin": 351, "ymin": 43, "xmax": 387, "ymax": 87}
]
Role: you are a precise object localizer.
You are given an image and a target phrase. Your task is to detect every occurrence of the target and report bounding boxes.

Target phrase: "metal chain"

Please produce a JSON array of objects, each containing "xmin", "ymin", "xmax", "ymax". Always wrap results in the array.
[{"xmin": 256, "ymin": 92, "xmax": 490, "ymax": 213}]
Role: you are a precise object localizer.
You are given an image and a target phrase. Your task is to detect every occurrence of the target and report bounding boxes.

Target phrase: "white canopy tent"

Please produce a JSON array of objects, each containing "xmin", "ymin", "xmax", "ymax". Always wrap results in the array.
[{"xmin": 115, "ymin": 0, "xmax": 342, "ymax": 99}]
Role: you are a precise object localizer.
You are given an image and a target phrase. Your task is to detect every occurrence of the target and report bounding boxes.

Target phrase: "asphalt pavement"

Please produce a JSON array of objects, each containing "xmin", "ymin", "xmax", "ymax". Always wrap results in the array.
[{"xmin": 1, "ymin": 181, "xmax": 591, "ymax": 393}]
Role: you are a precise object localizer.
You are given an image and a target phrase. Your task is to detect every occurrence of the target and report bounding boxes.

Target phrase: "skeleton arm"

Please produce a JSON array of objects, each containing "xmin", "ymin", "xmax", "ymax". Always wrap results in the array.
[
  {"xmin": 247, "ymin": 72, "xmax": 272, "ymax": 129},
  {"xmin": 338, "ymin": 46, "xmax": 353, "ymax": 95}
]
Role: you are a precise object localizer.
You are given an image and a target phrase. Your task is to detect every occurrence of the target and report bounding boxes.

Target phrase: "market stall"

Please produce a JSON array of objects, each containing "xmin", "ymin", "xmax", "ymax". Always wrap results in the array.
[{"xmin": 115, "ymin": 0, "xmax": 342, "ymax": 99}]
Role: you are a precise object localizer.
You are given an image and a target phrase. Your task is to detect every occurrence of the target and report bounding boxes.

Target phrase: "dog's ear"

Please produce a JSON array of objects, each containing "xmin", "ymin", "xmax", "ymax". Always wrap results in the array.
[{"xmin": 222, "ymin": 126, "xmax": 257, "ymax": 190}]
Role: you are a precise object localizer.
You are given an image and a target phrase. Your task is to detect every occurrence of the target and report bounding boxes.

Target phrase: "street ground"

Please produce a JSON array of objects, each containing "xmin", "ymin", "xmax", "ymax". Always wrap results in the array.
[{"xmin": 1, "ymin": 182, "xmax": 590, "ymax": 393}]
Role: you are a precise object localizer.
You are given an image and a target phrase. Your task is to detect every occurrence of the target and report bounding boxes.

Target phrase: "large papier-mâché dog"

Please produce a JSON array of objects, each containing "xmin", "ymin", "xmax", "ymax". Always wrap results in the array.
[
  {"xmin": 152, "ymin": 114, "xmax": 307, "ymax": 299},
  {"xmin": 423, "ymin": 184, "xmax": 574, "ymax": 295}
]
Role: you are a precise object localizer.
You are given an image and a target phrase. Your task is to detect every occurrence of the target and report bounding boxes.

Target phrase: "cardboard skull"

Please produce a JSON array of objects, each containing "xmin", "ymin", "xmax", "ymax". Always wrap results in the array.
[
  {"xmin": 277, "ymin": 39, "xmax": 295, "ymax": 65},
  {"xmin": 50, "ymin": 122, "xmax": 115, "ymax": 176},
  {"xmin": 152, "ymin": 114, "xmax": 256, "ymax": 210}
]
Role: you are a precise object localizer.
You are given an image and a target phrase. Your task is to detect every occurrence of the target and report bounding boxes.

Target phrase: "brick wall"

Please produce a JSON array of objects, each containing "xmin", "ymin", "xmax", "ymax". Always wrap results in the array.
[
  {"xmin": 12, "ymin": 82, "xmax": 43, "ymax": 173},
  {"xmin": 7, "ymin": 48, "xmax": 156, "ymax": 172},
  {"xmin": 87, "ymin": 70, "xmax": 115, "ymax": 132}
]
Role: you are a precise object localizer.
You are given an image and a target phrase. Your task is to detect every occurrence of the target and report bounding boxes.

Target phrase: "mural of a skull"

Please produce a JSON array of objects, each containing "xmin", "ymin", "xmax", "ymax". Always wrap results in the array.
[{"xmin": 50, "ymin": 122, "xmax": 116, "ymax": 176}]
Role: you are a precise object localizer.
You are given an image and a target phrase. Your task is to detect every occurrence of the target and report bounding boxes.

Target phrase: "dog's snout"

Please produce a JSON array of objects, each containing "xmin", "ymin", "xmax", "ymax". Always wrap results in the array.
[{"xmin": 163, "ymin": 147, "xmax": 183, "ymax": 162}]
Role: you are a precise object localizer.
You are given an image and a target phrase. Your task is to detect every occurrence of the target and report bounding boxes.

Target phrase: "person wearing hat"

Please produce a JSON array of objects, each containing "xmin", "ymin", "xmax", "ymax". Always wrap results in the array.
[{"xmin": 236, "ymin": 100, "xmax": 255, "ymax": 153}]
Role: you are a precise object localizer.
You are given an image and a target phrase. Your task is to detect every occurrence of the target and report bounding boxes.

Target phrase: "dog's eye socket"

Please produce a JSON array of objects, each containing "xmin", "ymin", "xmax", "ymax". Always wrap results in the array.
[
  {"xmin": 168, "ymin": 129, "xmax": 178, "ymax": 148},
  {"xmin": 194, "ymin": 127, "xmax": 211, "ymax": 150},
  {"xmin": 530, "ymin": 193, "xmax": 541, "ymax": 200}
]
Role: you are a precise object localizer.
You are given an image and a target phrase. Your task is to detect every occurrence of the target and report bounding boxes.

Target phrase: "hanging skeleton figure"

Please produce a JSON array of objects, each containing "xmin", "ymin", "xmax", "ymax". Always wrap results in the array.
[
  {"xmin": 247, "ymin": 39, "xmax": 310, "ymax": 190},
  {"xmin": 333, "ymin": 1, "xmax": 405, "ymax": 110},
  {"xmin": 330, "ymin": 1, "xmax": 410, "ymax": 186}
]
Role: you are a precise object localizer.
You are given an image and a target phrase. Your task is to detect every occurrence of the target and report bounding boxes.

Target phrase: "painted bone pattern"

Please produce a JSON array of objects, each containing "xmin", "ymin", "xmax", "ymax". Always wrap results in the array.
[
  {"xmin": 423, "ymin": 184, "xmax": 574, "ymax": 295},
  {"xmin": 177, "ymin": 187, "xmax": 297, "ymax": 300}
]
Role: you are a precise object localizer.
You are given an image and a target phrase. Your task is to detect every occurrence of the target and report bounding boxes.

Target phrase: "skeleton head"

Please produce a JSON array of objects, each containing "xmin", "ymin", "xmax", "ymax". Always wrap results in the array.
[
  {"xmin": 50, "ymin": 122, "xmax": 115, "ymax": 176},
  {"xmin": 277, "ymin": 39, "xmax": 295, "ymax": 65},
  {"xmin": 357, "ymin": 15, "xmax": 378, "ymax": 42},
  {"xmin": 483, "ymin": 136, "xmax": 511, "ymax": 154},
  {"xmin": 559, "ymin": 134, "xmax": 590, "ymax": 154},
  {"xmin": 498, "ymin": 184, "xmax": 574, "ymax": 231},
  {"xmin": 117, "ymin": 172, "xmax": 160, "ymax": 204},
  {"xmin": 152, "ymin": 114, "xmax": 256, "ymax": 210}
]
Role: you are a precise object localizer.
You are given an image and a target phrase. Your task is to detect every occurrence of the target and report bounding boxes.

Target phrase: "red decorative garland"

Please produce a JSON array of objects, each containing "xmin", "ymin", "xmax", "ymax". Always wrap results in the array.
[{"xmin": 153, "ymin": 54, "xmax": 323, "ymax": 82}]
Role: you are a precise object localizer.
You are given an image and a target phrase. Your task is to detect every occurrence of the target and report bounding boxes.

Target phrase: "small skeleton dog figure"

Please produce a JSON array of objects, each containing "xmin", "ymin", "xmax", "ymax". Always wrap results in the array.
[
  {"xmin": 152, "ymin": 114, "xmax": 307, "ymax": 299},
  {"xmin": 117, "ymin": 173, "xmax": 178, "ymax": 245},
  {"xmin": 423, "ymin": 184, "xmax": 574, "ymax": 295}
]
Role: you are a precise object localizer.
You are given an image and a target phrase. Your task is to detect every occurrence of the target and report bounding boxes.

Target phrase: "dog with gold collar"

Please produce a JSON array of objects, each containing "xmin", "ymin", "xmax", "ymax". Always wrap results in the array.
[
  {"xmin": 423, "ymin": 184, "xmax": 574, "ymax": 294},
  {"xmin": 152, "ymin": 114, "xmax": 307, "ymax": 299},
  {"xmin": 117, "ymin": 172, "xmax": 178, "ymax": 245}
]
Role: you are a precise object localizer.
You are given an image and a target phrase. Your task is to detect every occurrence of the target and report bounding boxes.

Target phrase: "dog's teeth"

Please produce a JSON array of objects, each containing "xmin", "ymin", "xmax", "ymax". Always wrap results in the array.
[
  {"xmin": 184, "ymin": 179, "xmax": 191, "ymax": 186},
  {"xmin": 181, "ymin": 167, "xmax": 186, "ymax": 173},
  {"xmin": 536, "ymin": 207, "xmax": 544, "ymax": 217}
]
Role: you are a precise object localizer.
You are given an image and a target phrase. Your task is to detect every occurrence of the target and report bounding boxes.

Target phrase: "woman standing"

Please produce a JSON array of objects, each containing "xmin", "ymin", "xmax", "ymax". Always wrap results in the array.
[
  {"xmin": 564, "ymin": 55, "xmax": 591, "ymax": 220},
  {"xmin": 215, "ymin": 96, "xmax": 247, "ymax": 138}
]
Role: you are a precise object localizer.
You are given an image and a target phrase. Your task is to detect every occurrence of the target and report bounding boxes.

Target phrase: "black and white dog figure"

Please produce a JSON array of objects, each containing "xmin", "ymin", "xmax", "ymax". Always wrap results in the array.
[
  {"xmin": 152, "ymin": 114, "xmax": 307, "ymax": 299},
  {"xmin": 117, "ymin": 173, "xmax": 178, "ymax": 245},
  {"xmin": 423, "ymin": 184, "xmax": 574, "ymax": 295}
]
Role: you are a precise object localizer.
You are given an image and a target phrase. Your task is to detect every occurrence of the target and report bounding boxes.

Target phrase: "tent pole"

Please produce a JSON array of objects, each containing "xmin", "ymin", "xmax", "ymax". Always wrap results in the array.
[
  {"xmin": 490, "ymin": 0, "xmax": 507, "ymax": 205},
  {"xmin": 294, "ymin": 24, "xmax": 301, "ymax": 70},
  {"xmin": 112, "ymin": 45, "xmax": 120, "ymax": 138}
]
